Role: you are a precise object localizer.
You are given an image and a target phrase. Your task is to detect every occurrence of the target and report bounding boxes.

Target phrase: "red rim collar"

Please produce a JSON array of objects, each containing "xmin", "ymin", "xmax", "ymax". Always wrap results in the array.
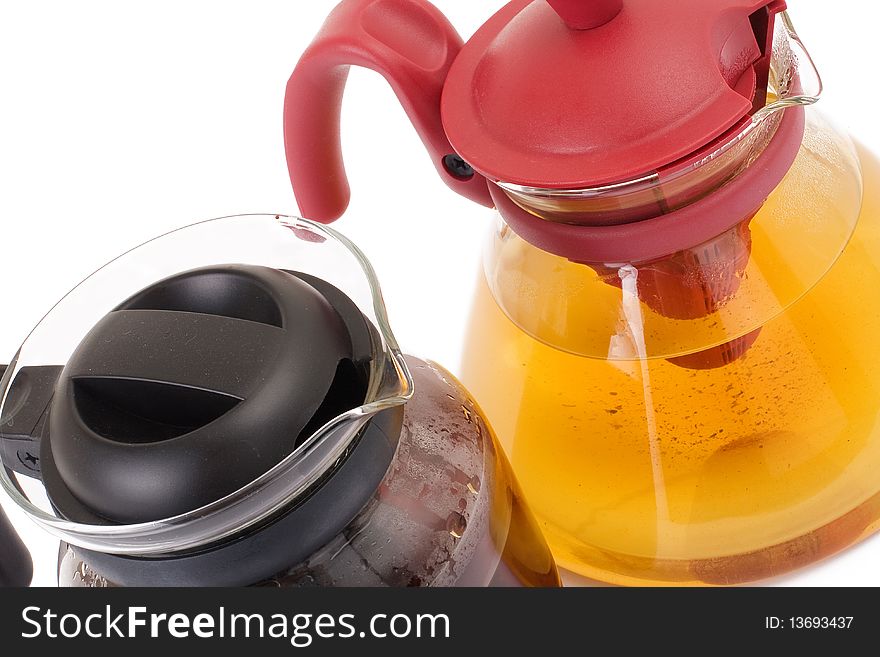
[{"xmin": 492, "ymin": 106, "xmax": 806, "ymax": 264}]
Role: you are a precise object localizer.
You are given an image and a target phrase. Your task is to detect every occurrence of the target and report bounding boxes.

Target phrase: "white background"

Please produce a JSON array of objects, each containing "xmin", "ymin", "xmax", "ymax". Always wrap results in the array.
[{"xmin": 1, "ymin": 0, "xmax": 879, "ymax": 587}]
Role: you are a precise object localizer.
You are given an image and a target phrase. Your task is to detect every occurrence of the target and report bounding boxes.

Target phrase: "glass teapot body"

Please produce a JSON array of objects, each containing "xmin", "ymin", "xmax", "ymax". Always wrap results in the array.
[{"xmin": 460, "ymin": 113, "xmax": 880, "ymax": 585}]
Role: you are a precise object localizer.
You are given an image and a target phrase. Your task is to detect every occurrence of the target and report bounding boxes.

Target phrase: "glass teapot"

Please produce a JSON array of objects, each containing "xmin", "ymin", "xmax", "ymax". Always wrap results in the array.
[
  {"xmin": 286, "ymin": 0, "xmax": 880, "ymax": 585},
  {"xmin": 0, "ymin": 216, "xmax": 559, "ymax": 587}
]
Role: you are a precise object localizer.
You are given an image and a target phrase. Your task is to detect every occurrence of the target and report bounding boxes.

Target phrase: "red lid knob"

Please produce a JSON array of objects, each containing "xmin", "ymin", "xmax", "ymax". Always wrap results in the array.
[{"xmin": 547, "ymin": 0, "xmax": 623, "ymax": 30}]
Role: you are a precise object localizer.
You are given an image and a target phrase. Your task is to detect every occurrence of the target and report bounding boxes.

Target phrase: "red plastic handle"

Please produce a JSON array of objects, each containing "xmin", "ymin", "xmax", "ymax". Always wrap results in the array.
[{"xmin": 284, "ymin": 0, "xmax": 493, "ymax": 222}]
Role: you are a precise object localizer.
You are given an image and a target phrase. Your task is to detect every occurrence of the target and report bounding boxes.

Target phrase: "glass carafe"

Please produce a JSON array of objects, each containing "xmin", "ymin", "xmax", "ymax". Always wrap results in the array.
[{"xmin": 0, "ymin": 216, "xmax": 559, "ymax": 587}]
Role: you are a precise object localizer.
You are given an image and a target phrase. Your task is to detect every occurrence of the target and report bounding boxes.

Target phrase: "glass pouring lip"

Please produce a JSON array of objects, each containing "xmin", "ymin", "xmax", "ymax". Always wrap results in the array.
[
  {"xmin": 0, "ymin": 214, "xmax": 414, "ymax": 556},
  {"xmin": 495, "ymin": 11, "xmax": 823, "ymax": 216}
]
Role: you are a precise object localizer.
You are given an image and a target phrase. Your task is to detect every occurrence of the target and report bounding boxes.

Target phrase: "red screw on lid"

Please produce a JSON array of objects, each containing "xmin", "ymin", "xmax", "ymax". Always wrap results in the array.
[{"xmin": 441, "ymin": 0, "xmax": 785, "ymax": 190}]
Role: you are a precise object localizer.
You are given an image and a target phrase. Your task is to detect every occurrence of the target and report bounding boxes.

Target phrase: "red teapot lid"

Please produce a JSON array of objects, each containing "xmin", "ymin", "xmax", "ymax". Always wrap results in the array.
[{"xmin": 441, "ymin": 0, "xmax": 784, "ymax": 189}]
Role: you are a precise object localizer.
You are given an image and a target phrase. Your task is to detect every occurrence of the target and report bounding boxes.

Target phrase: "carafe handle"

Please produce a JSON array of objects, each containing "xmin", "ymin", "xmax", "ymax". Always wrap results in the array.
[
  {"xmin": 284, "ymin": 0, "xmax": 493, "ymax": 222},
  {"xmin": 0, "ymin": 506, "xmax": 32, "ymax": 587}
]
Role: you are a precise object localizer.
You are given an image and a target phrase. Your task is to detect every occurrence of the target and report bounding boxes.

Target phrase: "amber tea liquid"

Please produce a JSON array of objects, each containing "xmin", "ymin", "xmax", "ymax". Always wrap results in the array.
[{"xmin": 461, "ymin": 136, "xmax": 880, "ymax": 585}]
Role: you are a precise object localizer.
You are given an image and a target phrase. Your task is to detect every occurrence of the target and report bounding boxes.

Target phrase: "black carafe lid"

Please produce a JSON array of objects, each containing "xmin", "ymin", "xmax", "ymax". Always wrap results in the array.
[{"xmin": 40, "ymin": 265, "xmax": 376, "ymax": 524}]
